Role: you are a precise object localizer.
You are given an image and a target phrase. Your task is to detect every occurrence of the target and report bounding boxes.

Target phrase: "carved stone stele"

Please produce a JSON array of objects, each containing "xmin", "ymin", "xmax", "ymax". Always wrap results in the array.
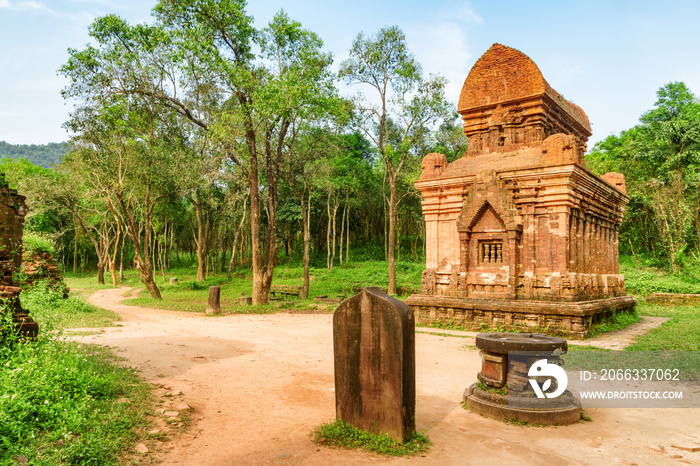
[{"xmin": 333, "ymin": 287, "xmax": 415, "ymax": 443}]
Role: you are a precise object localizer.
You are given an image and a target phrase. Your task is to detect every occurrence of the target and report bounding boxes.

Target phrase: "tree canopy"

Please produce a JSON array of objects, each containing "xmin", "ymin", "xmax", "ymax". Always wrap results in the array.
[
  {"xmin": 586, "ymin": 81, "xmax": 700, "ymax": 271},
  {"xmin": 6, "ymin": 2, "xmax": 698, "ymax": 300}
]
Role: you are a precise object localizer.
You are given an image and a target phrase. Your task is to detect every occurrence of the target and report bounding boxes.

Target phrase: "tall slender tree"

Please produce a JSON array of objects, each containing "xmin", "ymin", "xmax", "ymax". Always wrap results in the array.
[{"xmin": 339, "ymin": 26, "xmax": 451, "ymax": 294}]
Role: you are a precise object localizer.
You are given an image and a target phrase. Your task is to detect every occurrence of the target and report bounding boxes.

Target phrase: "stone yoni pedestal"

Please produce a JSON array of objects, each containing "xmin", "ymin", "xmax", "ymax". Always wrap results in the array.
[
  {"xmin": 333, "ymin": 287, "xmax": 415, "ymax": 443},
  {"xmin": 464, "ymin": 333, "xmax": 581, "ymax": 425}
]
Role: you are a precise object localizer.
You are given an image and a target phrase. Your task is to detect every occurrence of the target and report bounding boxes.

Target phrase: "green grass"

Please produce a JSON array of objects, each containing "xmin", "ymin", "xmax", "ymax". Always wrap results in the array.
[
  {"xmin": 313, "ymin": 419, "xmax": 430, "ymax": 457},
  {"xmin": 418, "ymin": 320, "xmax": 468, "ymax": 331},
  {"xmin": 0, "ymin": 325, "xmax": 154, "ymax": 464},
  {"xmin": 416, "ymin": 330, "xmax": 472, "ymax": 339},
  {"xmin": 0, "ymin": 282, "xmax": 155, "ymax": 464},
  {"xmin": 21, "ymin": 232, "xmax": 55, "ymax": 255},
  {"xmin": 22, "ymin": 280, "xmax": 120, "ymax": 329},
  {"xmin": 567, "ymin": 345, "xmax": 611, "ymax": 352},
  {"xmin": 620, "ymin": 255, "xmax": 700, "ymax": 297},
  {"xmin": 562, "ymin": 300, "xmax": 700, "ymax": 380},
  {"xmin": 66, "ymin": 260, "xmax": 424, "ymax": 316},
  {"xmin": 563, "ymin": 347, "xmax": 700, "ymax": 381},
  {"xmin": 586, "ymin": 309, "xmax": 641, "ymax": 338},
  {"xmin": 626, "ymin": 301, "xmax": 700, "ymax": 351},
  {"xmin": 61, "ymin": 273, "xmax": 124, "ymax": 298}
]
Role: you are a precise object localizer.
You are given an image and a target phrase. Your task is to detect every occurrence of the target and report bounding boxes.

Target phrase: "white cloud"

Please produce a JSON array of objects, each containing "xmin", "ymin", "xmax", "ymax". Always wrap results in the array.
[
  {"xmin": 0, "ymin": 0, "xmax": 52, "ymax": 12},
  {"xmin": 452, "ymin": 2, "xmax": 483, "ymax": 26},
  {"xmin": 0, "ymin": 0, "xmax": 94, "ymax": 23},
  {"xmin": 404, "ymin": 2, "xmax": 483, "ymax": 104}
]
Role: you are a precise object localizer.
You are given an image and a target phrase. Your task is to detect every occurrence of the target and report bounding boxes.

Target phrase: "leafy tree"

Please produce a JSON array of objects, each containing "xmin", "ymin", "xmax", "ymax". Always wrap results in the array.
[
  {"xmin": 58, "ymin": 93, "xmax": 177, "ymax": 297},
  {"xmin": 429, "ymin": 115, "xmax": 469, "ymax": 162},
  {"xmin": 0, "ymin": 158, "xmax": 70, "ymax": 249},
  {"xmin": 283, "ymin": 124, "xmax": 334, "ymax": 297},
  {"xmin": 340, "ymin": 26, "xmax": 451, "ymax": 294},
  {"xmin": 587, "ymin": 82, "xmax": 700, "ymax": 271},
  {"xmin": 60, "ymin": 3, "xmax": 338, "ymax": 303}
]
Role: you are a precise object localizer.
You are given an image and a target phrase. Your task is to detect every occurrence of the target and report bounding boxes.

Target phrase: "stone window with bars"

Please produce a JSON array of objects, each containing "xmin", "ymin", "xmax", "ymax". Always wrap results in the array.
[{"xmin": 479, "ymin": 241, "xmax": 503, "ymax": 264}]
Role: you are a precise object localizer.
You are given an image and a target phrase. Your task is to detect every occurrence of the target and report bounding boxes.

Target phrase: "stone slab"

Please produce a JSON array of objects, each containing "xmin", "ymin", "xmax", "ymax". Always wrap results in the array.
[{"xmin": 333, "ymin": 287, "xmax": 415, "ymax": 443}]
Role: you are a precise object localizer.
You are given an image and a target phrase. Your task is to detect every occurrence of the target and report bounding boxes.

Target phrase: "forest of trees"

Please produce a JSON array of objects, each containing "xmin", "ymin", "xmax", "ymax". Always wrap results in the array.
[
  {"xmin": 586, "ymin": 81, "xmax": 700, "ymax": 273},
  {"xmin": 0, "ymin": 141, "xmax": 70, "ymax": 168},
  {"xmin": 3, "ymin": 2, "xmax": 698, "ymax": 304}
]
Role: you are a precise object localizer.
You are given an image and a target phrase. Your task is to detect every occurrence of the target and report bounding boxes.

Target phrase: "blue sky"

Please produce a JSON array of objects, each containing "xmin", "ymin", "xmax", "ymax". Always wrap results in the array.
[{"xmin": 1, "ymin": 0, "xmax": 699, "ymax": 149}]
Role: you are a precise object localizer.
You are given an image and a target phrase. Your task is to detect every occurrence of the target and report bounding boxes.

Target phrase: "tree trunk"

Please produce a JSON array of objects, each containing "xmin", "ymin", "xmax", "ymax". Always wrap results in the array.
[
  {"xmin": 193, "ymin": 198, "xmax": 208, "ymax": 282},
  {"xmin": 228, "ymin": 197, "xmax": 248, "ymax": 279},
  {"xmin": 243, "ymin": 116, "xmax": 287, "ymax": 305},
  {"xmin": 73, "ymin": 215, "xmax": 78, "ymax": 275},
  {"xmin": 73, "ymin": 210, "xmax": 106, "ymax": 285},
  {"xmin": 388, "ymin": 171, "xmax": 398, "ymax": 295},
  {"xmin": 326, "ymin": 190, "xmax": 332, "ymax": 270},
  {"xmin": 167, "ymin": 222, "xmax": 175, "ymax": 268},
  {"xmin": 97, "ymin": 264, "xmax": 105, "ymax": 285},
  {"xmin": 151, "ymin": 228, "xmax": 157, "ymax": 279},
  {"xmin": 339, "ymin": 194, "xmax": 346, "ymax": 266},
  {"xmin": 119, "ymin": 237, "xmax": 124, "ymax": 282},
  {"xmin": 221, "ymin": 233, "xmax": 228, "ymax": 273},
  {"xmin": 301, "ymin": 190, "xmax": 311, "ymax": 299},
  {"xmin": 331, "ymin": 197, "xmax": 339, "ymax": 269},
  {"xmin": 159, "ymin": 225, "xmax": 166, "ymax": 283},
  {"xmin": 213, "ymin": 234, "xmax": 219, "ymax": 276},
  {"xmin": 109, "ymin": 222, "xmax": 120, "ymax": 287},
  {"xmin": 248, "ymin": 128, "xmax": 271, "ymax": 304},
  {"xmin": 115, "ymin": 189, "xmax": 162, "ymax": 300}
]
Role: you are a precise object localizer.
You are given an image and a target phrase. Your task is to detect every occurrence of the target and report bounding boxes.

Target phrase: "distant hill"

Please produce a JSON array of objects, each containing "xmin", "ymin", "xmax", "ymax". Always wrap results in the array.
[{"xmin": 0, "ymin": 141, "xmax": 70, "ymax": 168}]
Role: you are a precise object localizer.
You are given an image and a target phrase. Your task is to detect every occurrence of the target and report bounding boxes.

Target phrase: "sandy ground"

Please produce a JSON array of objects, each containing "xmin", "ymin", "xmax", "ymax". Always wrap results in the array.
[{"xmin": 79, "ymin": 288, "xmax": 700, "ymax": 465}]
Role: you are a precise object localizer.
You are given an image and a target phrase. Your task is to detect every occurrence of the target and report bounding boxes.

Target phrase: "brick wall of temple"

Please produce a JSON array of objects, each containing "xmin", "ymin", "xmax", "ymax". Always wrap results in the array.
[{"xmin": 417, "ymin": 166, "xmax": 628, "ymax": 302}]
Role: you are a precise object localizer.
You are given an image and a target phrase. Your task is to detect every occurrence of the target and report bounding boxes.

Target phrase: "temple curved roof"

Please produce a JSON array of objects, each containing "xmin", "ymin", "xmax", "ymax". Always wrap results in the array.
[{"xmin": 458, "ymin": 44, "xmax": 591, "ymax": 133}]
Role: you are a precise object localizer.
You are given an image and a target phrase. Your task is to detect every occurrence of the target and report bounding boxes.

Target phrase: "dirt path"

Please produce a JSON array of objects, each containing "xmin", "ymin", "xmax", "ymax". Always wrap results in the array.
[{"xmin": 80, "ymin": 288, "xmax": 700, "ymax": 465}]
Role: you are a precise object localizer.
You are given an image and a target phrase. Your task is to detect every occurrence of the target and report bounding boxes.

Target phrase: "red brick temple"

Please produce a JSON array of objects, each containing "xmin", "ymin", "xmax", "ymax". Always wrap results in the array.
[{"xmin": 405, "ymin": 44, "xmax": 635, "ymax": 338}]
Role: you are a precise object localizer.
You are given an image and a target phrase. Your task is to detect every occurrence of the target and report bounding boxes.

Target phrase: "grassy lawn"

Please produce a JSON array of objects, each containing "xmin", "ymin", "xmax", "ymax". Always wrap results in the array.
[
  {"xmin": 0, "ymin": 283, "xmax": 157, "ymax": 465},
  {"xmin": 618, "ymin": 257, "xmax": 700, "ymax": 352},
  {"xmin": 620, "ymin": 255, "xmax": 700, "ymax": 296},
  {"xmin": 65, "ymin": 261, "xmax": 424, "ymax": 315},
  {"xmin": 22, "ymin": 280, "xmax": 119, "ymax": 330},
  {"xmin": 626, "ymin": 301, "xmax": 700, "ymax": 352},
  {"xmin": 64, "ymin": 258, "xmax": 700, "ymax": 353}
]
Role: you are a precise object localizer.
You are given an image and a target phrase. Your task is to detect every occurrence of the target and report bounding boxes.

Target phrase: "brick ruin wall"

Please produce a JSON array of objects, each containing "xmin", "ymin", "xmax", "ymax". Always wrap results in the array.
[
  {"xmin": 0, "ymin": 173, "xmax": 27, "ymax": 311},
  {"xmin": 0, "ymin": 173, "xmax": 38, "ymax": 339}
]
